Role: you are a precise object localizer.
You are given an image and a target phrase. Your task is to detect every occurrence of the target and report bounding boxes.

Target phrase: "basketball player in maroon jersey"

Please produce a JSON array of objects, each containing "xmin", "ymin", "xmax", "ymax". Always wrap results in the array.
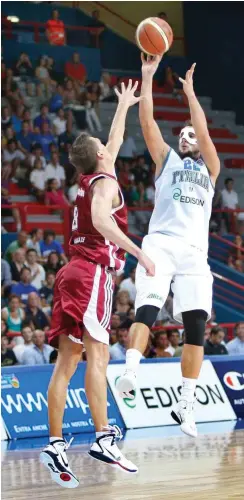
[{"xmin": 40, "ymin": 80, "xmax": 155, "ymax": 487}]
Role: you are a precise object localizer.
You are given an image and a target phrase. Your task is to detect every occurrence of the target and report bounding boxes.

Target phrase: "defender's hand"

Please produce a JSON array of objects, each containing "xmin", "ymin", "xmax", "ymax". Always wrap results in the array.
[
  {"xmin": 138, "ymin": 251, "xmax": 155, "ymax": 277},
  {"xmin": 179, "ymin": 63, "xmax": 196, "ymax": 97},
  {"xmin": 114, "ymin": 79, "xmax": 141, "ymax": 107},
  {"xmin": 141, "ymin": 53, "xmax": 163, "ymax": 78}
]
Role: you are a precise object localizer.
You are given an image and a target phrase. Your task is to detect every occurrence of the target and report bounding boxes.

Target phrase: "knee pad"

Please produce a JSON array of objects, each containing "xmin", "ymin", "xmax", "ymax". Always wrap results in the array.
[
  {"xmin": 182, "ymin": 309, "xmax": 208, "ymax": 347},
  {"xmin": 135, "ymin": 305, "xmax": 160, "ymax": 329}
]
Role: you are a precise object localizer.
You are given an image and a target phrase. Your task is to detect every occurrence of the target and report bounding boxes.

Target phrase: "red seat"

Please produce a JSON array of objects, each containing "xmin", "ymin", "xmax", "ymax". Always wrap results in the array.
[
  {"xmin": 224, "ymin": 158, "xmax": 244, "ymax": 169},
  {"xmin": 155, "ymin": 111, "xmax": 212, "ymax": 123}
]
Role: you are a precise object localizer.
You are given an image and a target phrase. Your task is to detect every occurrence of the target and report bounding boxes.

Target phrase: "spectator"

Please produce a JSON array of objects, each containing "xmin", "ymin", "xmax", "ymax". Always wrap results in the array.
[
  {"xmin": 53, "ymin": 108, "xmax": 67, "ymax": 136},
  {"xmin": 1, "ymin": 258, "xmax": 12, "ymax": 295},
  {"xmin": 151, "ymin": 331, "xmax": 172, "ymax": 358},
  {"xmin": 99, "ymin": 72, "xmax": 114, "ymax": 102},
  {"xmin": 63, "ymin": 79, "xmax": 80, "ymax": 106},
  {"xmin": 44, "ymin": 251, "xmax": 63, "ymax": 274},
  {"xmin": 222, "ymin": 178, "xmax": 239, "ymax": 232},
  {"xmin": 1, "ymin": 106, "xmax": 12, "ymax": 131},
  {"xmin": 174, "ymin": 331, "xmax": 185, "ymax": 357},
  {"xmin": 85, "ymin": 82, "xmax": 102, "ymax": 133},
  {"xmin": 235, "ymin": 259, "xmax": 243, "ymax": 273},
  {"xmin": 13, "ymin": 326, "xmax": 34, "ymax": 364},
  {"xmin": 132, "ymin": 156, "xmax": 150, "ymax": 185},
  {"xmin": 25, "ymin": 249, "xmax": 46, "ymax": 290},
  {"xmin": 49, "ymin": 84, "xmax": 64, "ymax": 113},
  {"xmin": 1, "ymin": 180, "xmax": 22, "ymax": 231},
  {"xmin": 46, "ymin": 9, "xmax": 66, "ymax": 46},
  {"xmin": 145, "ymin": 180, "xmax": 156, "ymax": 205},
  {"xmin": 34, "ymin": 104, "xmax": 51, "ymax": 130},
  {"xmin": 11, "ymin": 267, "xmax": 38, "ymax": 305},
  {"xmin": 45, "ymin": 178, "xmax": 70, "ymax": 208},
  {"xmin": 16, "ymin": 121, "xmax": 35, "ymax": 154},
  {"xmin": 26, "ymin": 228, "xmax": 43, "ymax": 257},
  {"xmin": 109, "ymin": 323, "xmax": 130, "ymax": 360},
  {"xmin": 157, "ymin": 295, "xmax": 175, "ymax": 324},
  {"xmin": 204, "ymin": 327, "xmax": 228, "ymax": 355},
  {"xmin": 10, "ymin": 248, "xmax": 26, "ymax": 282},
  {"xmin": 25, "ymin": 292, "xmax": 50, "ymax": 330},
  {"xmin": 45, "ymin": 151, "xmax": 66, "ymax": 189},
  {"xmin": 229, "ymin": 235, "xmax": 244, "ymax": 261},
  {"xmin": 35, "ymin": 123, "xmax": 56, "ymax": 161},
  {"xmin": 226, "ymin": 322, "xmax": 244, "ymax": 355},
  {"xmin": 2, "ymin": 139, "xmax": 25, "ymax": 163},
  {"xmin": 40, "ymin": 231, "xmax": 68, "ymax": 263},
  {"xmin": 15, "ymin": 52, "xmax": 33, "ymax": 79},
  {"xmin": 167, "ymin": 329, "xmax": 180, "ymax": 355},
  {"xmin": 114, "ymin": 290, "xmax": 132, "ymax": 319},
  {"xmin": 210, "ymin": 188, "xmax": 222, "ymax": 233},
  {"xmin": 35, "ymin": 57, "xmax": 54, "ymax": 95},
  {"xmin": 65, "ymin": 52, "xmax": 87, "ymax": 87},
  {"xmin": 2, "ymin": 294, "xmax": 25, "ymax": 338},
  {"xmin": 158, "ymin": 11, "xmax": 169, "ymax": 21},
  {"xmin": 111, "ymin": 313, "xmax": 121, "ymax": 330},
  {"xmin": 40, "ymin": 271, "xmax": 56, "ymax": 305},
  {"xmin": 1, "ymin": 335, "xmax": 18, "ymax": 366},
  {"xmin": 4, "ymin": 231, "xmax": 28, "ymax": 263},
  {"xmin": 58, "ymin": 123, "xmax": 75, "ymax": 151},
  {"xmin": 22, "ymin": 329, "xmax": 53, "ymax": 365},
  {"xmin": 119, "ymin": 129, "xmax": 137, "ymax": 159},
  {"xmin": 119, "ymin": 268, "xmax": 136, "ymax": 302},
  {"xmin": 29, "ymin": 144, "xmax": 46, "ymax": 169},
  {"xmin": 30, "ymin": 159, "xmax": 46, "ymax": 201}
]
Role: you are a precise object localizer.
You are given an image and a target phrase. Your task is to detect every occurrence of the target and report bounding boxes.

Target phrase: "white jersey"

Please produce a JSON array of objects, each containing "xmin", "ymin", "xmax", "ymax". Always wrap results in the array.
[{"xmin": 148, "ymin": 148, "xmax": 214, "ymax": 254}]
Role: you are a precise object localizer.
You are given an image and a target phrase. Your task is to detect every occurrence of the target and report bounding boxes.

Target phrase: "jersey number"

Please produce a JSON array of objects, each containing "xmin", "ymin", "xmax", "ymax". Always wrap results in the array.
[
  {"xmin": 184, "ymin": 159, "xmax": 200, "ymax": 172},
  {"xmin": 72, "ymin": 206, "xmax": 78, "ymax": 231}
]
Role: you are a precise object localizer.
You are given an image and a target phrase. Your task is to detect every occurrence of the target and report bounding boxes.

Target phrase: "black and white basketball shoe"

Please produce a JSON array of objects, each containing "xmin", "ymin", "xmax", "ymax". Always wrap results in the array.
[{"xmin": 40, "ymin": 438, "xmax": 79, "ymax": 488}]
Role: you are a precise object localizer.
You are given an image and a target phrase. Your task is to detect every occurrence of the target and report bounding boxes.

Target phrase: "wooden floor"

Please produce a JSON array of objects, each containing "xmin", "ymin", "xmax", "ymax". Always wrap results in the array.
[{"xmin": 2, "ymin": 424, "xmax": 244, "ymax": 500}]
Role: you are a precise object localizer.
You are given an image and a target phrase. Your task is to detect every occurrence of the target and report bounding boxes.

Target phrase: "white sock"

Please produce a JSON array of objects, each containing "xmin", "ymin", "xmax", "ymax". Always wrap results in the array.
[
  {"xmin": 180, "ymin": 377, "xmax": 197, "ymax": 402},
  {"xmin": 125, "ymin": 348, "xmax": 142, "ymax": 373},
  {"xmin": 50, "ymin": 436, "xmax": 64, "ymax": 443}
]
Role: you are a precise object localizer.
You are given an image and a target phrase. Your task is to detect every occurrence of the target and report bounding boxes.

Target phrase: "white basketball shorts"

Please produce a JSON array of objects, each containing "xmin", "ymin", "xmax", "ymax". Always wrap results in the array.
[{"xmin": 135, "ymin": 233, "xmax": 213, "ymax": 322}]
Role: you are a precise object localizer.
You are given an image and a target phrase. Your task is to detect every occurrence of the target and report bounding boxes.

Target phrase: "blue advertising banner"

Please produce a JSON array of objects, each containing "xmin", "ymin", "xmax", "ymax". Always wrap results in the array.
[
  {"xmin": 1, "ymin": 364, "xmax": 124, "ymax": 440},
  {"xmin": 212, "ymin": 357, "xmax": 244, "ymax": 419}
]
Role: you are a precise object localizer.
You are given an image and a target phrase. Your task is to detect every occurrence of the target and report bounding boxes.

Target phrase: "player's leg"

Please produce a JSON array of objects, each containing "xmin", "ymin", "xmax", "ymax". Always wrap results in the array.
[
  {"xmin": 117, "ymin": 235, "xmax": 174, "ymax": 398},
  {"xmin": 83, "ymin": 330, "xmax": 138, "ymax": 473},
  {"xmin": 171, "ymin": 273, "xmax": 212, "ymax": 437},
  {"xmin": 40, "ymin": 334, "xmax": 82, "ymax": 488}
]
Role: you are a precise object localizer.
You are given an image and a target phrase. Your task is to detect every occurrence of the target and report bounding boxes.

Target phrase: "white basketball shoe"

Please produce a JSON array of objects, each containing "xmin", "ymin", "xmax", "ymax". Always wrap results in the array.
[
  {"xmin": 116, "ymin": 370, "xmax": 137, "ymax": 399},
  {"xmin": 171, "ymin": 399, "xmax": 198, "ymax": 438},
  {"xmin": 40, "ymin": 437, "xmax": 79, "ymax": 488},
  {"xmin": 89, "ymin": 425, "xmax": 138, "ymax": 474}
]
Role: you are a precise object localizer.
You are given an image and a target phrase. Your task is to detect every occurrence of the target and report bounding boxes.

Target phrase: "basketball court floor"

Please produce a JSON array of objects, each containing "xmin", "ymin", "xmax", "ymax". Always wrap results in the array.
[{"xmin": 2, "ymin": 420, "xmax": 244, "ymax": 500}]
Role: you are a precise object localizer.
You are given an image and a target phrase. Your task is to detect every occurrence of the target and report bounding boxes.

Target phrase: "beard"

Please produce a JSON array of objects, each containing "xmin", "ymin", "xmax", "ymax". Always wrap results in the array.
[{"xmin": 178, "ymin": 149, "xmax": 200, "ymax": 160}]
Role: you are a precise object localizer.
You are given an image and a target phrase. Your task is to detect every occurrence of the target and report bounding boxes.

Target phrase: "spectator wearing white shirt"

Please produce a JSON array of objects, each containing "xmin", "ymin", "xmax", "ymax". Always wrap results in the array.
[
  {"xmin": 119, "ymin": 129, "xmax": 137, "ymax": 159},
  {"xmin": 222, "ymin": 177, "xmax": 239, "ymax": 232},
  {"xmin": 227, "ymin": 322, "xmax": 244, "ymax": 355},
  {"xmin": 25, "ymin": 249, "xmax": 46, "ymax": 290},
  {"xmin": 26, "ymin": 228, "xmax": 43, "ymax": 257},
  {"xmin": 53, "ymin": 108, "xmax": 67, "ymax": 136},
  {"xmin": 29, "ymin": 144, "xmax": 46, "ymax": 169},
  {"xmin": 22, "ymin": 329, "xmax": 53, "ymax": 365},
  {"xmin": 119, "ymin": 267, "xmax": 136, "ymax": 302},
  {"xmin": 3, "ymin": 139, "xmax": 26, "ymax": 163},
  {"xmin": 45, "ymin": 151, "xmax": 66, "ymax": 189},
  {"xmin": 145, "ymin": 182, "xmax": 155, "ymax": 205},
  {"xmin": 30, "ymin": 159, "xmax": 46, "ymax": 201},
  {"xmin": 13, "ymin": 326, "xmax": 34, "ymax": 364}
]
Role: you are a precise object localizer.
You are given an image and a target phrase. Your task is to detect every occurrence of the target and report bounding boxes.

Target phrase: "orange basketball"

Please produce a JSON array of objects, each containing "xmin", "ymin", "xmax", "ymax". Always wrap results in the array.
[{"xmin": 135, "ymin": 17, "xmax": 173, "ymax": 56}]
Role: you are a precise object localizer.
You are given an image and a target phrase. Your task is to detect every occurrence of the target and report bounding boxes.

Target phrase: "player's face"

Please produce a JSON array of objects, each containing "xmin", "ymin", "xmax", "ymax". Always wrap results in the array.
[{"xmin": 178, "ymin": 126, "xmax": 200, "ymax": 159}]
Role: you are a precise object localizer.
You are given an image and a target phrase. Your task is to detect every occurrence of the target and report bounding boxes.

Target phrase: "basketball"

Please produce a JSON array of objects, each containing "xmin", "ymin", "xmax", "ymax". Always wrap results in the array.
[{"xmin": 135, "ymin": 17, "xmax": 173, "ymax": 56}]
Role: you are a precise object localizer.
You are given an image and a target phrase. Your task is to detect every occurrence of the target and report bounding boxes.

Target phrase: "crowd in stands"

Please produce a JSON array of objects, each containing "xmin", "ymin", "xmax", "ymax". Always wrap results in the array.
[{"xmin": 1, "ymin": 9, "xmax": 244, "ymax": 367}]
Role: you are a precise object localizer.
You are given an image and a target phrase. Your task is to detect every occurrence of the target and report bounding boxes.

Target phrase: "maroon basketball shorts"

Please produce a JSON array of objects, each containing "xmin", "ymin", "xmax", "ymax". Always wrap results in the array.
[{"xmin": 48, "ymin": 256, "xmax": 114, "ymax": 348}]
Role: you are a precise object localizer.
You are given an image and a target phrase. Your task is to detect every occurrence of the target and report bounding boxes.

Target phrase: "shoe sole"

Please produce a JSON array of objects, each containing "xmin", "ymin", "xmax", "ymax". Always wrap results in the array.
[
  {"xmin": 40, "ymin": 451, "xmax": 79, "ymax": 488},
  {"xmin": 116, "ymin": 378, "xmax": 136, "ymax": 400},
  {"xmin": 88, "ymin": 451, "xmax": 138, "ymax": 474},
  {"xmin": 171, "ymin": 411, "xmax": 197, "ymax": 438}
]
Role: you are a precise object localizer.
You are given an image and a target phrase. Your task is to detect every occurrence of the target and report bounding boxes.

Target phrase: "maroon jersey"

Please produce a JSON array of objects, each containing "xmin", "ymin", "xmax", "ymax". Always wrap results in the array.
[{"xmin": 69, "ymin": 172, "xmax": 128, "ymax": 272}]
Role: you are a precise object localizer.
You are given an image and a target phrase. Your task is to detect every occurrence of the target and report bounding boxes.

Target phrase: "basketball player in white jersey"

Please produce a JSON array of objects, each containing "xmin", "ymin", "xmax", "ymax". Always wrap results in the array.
[{"xmin": 117, "ymin": 54, "xmax": 220, "ymax": 437}]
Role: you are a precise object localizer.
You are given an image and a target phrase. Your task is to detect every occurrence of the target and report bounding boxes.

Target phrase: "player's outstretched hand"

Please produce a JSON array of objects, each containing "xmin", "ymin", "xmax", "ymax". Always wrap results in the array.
[
  {"xmin": 179, "ymin": 63, "xmax": 196, "ymax": 97},
  {"xmin": 141, "ymin": 52, "xmax": 163, "ymax": 77},
  {"xmin": 138, "ymin": 251, "xmax": 155, "ymax": 277},
  {"xmin": 114, "ymin": 79, "xmax": 141, "ymax": 107}
]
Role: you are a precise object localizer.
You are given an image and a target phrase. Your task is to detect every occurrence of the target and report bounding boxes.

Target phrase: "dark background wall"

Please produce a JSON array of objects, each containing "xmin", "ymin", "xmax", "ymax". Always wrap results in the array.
[{"xmin": 183, "ymin": 1, "xmax": 244, "ymax": 124}]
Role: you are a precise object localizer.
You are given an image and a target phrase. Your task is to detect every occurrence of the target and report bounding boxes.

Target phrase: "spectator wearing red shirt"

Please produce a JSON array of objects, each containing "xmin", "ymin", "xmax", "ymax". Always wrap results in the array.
[
  {"xmin": 45, "ymin": 179, "xmax": 70, "ymax": 208},
  {"xmin": 46, "ymin": 9, "xmax": 66, "ymax": 46},
  {"xmin": 65, "ymin": 52, "xmax": 87, "ymax": 87}
]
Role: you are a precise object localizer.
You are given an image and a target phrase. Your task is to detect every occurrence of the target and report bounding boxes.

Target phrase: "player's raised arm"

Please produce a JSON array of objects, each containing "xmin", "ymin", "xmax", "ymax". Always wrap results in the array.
[
  {"xmin": 91, "ymin": 177, "xmax": 155, "ymax": 276},
  {"xmin": 106, "ymin": 79, "xmax": 141, "ymax": 164},
  {"xmin": 140, "ymin": 53, "xmax": 170, "ymax": 176},
  {"xmin": 179, "ymin": 63, "xmax": 220, "ymax": 183}
]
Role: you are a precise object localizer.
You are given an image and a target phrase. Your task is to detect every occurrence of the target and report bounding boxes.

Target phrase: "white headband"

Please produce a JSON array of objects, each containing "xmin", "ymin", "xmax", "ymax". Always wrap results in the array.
[{"xmin": 179, "ymin": 126, "xmax": 197, "ymax": 145}]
